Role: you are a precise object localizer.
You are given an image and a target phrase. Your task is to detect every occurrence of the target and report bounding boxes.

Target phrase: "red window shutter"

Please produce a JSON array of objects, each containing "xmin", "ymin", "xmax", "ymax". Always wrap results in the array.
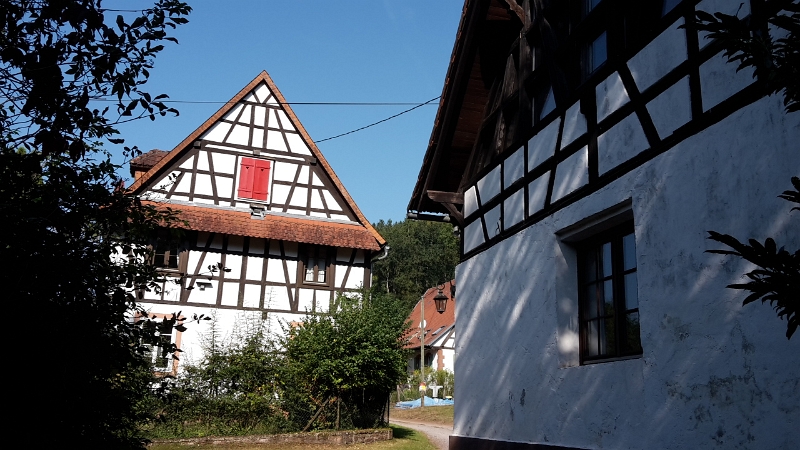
[
  {"xmin": 253, "ymin": 160, "xmax": 271, "ymax": 201},
  {"xmin": 238, "ymin": 157, "xmax": 255, "ymax": 198}
]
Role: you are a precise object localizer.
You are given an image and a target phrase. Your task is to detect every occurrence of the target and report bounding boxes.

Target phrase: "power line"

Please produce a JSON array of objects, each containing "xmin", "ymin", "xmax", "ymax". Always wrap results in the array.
[
  {"xmin": 314, "ymin": 96, "xmax": 440, "ymax": 143},
  {"xmin": 91, "ymin": 98, "xmax": 437, "ymax": 106},
  {"xmin": 105, "ymin": 96, "xmax": 442, "ymax": 144}
]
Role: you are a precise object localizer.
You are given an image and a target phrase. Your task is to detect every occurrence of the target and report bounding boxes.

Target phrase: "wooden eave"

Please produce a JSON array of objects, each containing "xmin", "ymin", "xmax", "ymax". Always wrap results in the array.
[
  {"xmin": 127, "ymin": 71, "xmax": 385, "ymax": 248},
  {"xmin": 408, "ymin": 0, "xmax": 519, "ymax": 216}
]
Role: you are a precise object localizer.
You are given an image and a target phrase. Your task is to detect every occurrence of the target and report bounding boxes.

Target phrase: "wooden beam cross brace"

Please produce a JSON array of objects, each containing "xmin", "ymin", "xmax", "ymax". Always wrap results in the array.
[{"xmin": 427, "ymin": 190, "xmax": 464, "ymax": 225}]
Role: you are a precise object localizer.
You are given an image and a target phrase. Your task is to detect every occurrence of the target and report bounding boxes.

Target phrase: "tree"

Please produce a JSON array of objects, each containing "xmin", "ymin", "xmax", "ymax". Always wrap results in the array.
[
  {"xmin": 1, "ymin": 1, "xmax": 191, "ymax": 447},
  {"xmin": 372, "ymin": 219, "xmax": 459, "ymax": 308},
  {"xmin": 693, "ymin": 1, "xmax": 799, "ymax": 339},
  {"xmin": 691, "ymin": 0, "xmax": 799, "ymax": 112},
  {"xmin": 707, "ymin": 179, "xmax": 799, "ymax": 339},
  {"xmin": 281, "ymin": 289, "xmax": 409, "ymax": 430}
]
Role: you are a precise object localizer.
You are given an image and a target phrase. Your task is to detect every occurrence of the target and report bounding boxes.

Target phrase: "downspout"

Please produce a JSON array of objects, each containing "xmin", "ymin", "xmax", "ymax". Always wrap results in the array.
[{"xmin": 370, "ymin": 244, "xmax": 390, "ymax": 292}]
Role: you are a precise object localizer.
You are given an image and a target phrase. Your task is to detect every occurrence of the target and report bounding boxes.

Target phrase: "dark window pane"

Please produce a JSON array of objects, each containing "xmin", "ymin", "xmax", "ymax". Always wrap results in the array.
[
  {"xmin": 603, "ymin": 279, "xmax": 615, "ymax": 315},
  {"xmin": 585, "ymin": 0, "xmax": 602, "ymax": 14},
  {"xmin": 624, "ymin": 272, "xmax": 638, "ymax": 309},
  {"xmin": 602, "ymin": 242, "xmax": 612, "ymax": 277},
  {"xmin": 584, "ymin": 249, "xmax": 599, "ymax": 282},
  {"xmin": 623, "ymin": 233, "xmax": 636, "ymax": 270},
  {"xmin": 586, "ymin": 320, "xmax": 600, "ymax": 357},
  {"xmin": 583, "ymin": 283, "xmax": 600, "ymax": 319},
  {"xmin": 589, "ymin": 32, "xmax": 607, "ymax": 73},
  {"xmin": 602, "ymin": 317, "xmax": 615, "ymax": 356},
  {"xmin": 625, "ymin": 312, "xmax": 643, "ymax": 353}
]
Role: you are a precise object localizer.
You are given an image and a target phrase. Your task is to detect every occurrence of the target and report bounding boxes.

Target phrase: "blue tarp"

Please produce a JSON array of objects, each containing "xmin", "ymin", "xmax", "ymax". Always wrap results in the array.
[{"xmin": 395, "ymin": 396, "xmax": 454, "ymax": 409}]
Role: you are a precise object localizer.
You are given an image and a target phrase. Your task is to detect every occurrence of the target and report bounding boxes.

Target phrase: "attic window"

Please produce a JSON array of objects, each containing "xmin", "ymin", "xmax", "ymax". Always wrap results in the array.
[{"xmin": 237, "ymin": 157, "xmax": 271, "ymax": 202}]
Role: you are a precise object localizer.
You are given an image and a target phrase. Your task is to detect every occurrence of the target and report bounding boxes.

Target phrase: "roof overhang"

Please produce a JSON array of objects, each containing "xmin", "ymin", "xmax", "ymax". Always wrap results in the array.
[{"xmin": 408, "ymin": 0, "xmax": 521, "ymax": 217}]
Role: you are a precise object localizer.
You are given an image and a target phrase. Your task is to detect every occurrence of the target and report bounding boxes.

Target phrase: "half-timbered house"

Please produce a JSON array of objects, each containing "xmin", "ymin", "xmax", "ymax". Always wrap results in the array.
[
  {"xmin": 404, "ymin": 280, "xmax": 457, "ymax": 375},
  {"xmin": 409, "ymin": 1, "xmax": 798, "ymax": 449},
  {"xmin": 128, "ymin": 71, "xmax": 385, "ymax": 373}
]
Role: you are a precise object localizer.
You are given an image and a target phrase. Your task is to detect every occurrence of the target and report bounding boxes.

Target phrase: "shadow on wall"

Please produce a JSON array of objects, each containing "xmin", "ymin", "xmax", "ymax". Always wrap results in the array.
[{"xmin": 452, "ymin": 95, "xmax": 800, "ymax": 449}]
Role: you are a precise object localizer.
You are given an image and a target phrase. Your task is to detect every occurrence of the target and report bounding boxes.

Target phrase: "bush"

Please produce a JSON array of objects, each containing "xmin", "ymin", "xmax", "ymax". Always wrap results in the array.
[
  {"xmin": 281, "ymin": 289, "xmax": 408, "ymax": 430},
  {"xmin": 142, "ymin": 317, "xmax": 291, "ymax": 438}
]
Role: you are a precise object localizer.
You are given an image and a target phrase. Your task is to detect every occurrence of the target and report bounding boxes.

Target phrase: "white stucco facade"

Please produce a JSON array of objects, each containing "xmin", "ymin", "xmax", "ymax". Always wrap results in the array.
[{"xmin": 453, "ymin": 93, "xmax": 799, "ymax": 448}]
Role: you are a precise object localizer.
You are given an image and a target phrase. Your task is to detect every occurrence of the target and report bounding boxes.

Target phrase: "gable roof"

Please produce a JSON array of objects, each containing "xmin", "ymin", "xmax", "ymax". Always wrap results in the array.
[
  {"xmin": 128, "ymin": 70, "xmax": 385, "ymax": 248},
  {"xmin": 404, "ymin": 280, "xmax": 456, "ymax": 349}
]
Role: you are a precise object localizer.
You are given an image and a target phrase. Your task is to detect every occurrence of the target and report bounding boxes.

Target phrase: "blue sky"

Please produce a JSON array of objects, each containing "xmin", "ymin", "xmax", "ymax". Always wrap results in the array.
[{"xmin": 107, "ymin": 1, "xmax": 463, "ymax": 223}]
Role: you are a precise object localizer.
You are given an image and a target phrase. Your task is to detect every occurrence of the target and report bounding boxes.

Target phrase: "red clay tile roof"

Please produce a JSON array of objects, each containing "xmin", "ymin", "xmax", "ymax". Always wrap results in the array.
[
  {"xmin": 404, "ymin": 280, "xmax": 456, "ymax": 348},
  {"xmin": 145, "ymin": 201, "xmax": 381, "ymax": 251},
  {"xmin": 127, "ymin": 71, "xmax": 385, "ymax": 247}
]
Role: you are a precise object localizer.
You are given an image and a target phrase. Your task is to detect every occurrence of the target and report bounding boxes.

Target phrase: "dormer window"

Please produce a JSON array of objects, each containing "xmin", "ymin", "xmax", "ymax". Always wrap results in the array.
[{"xmin": 237, "ymin": 157, "xmax": 271, "ymax": 202}]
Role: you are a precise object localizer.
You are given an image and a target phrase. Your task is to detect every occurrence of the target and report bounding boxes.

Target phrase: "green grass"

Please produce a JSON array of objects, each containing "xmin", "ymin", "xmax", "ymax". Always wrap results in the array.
[
  {"xmin": 390, "ymin": 406, "xmax": 453, "ymax": 426},
  {"xmin": 148, "ymin": 425, "xmax": 435, "ymax": 450}
]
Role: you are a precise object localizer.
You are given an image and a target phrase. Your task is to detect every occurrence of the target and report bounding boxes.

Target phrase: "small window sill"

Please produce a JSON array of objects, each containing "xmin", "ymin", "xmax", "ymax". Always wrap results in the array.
[{"xmin": 581, "ymin": 353, "xmax": 642, "ymax": 366}]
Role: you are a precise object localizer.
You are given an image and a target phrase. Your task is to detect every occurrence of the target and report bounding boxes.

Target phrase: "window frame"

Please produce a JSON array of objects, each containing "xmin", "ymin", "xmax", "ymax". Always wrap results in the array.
[
  {"xmin": 576, "ymin": 221, "xmax": 642, "ymax": 364},
  {"xmin": 150, "ymin": 230, "xmax": 188, "ymax": 274},
  {"xmin": 299, "ymin": 245, "xmax": 333, "ymax": 287},
  {"xmin": 136, "ymin": 312, "xmax": 183, "ymax": 376}
]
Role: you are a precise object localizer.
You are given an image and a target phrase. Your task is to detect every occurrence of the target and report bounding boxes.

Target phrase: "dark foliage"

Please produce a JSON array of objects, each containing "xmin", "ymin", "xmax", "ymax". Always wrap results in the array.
[
  {"xmin": 707, "ymin": 177, "xmax": 800, "ymax": 339},
  {"xmin": 281, "ymin": 289, "xmax": 408, "ymax": 430},
  {"xmin": 144, "ymin": 324, "xmax": 291, "ymax": 439},
  {"xmin": 372, "ymin": 219, "xmax": 459, "ymax": 309},
  {"xmin": 1, "ymin": 0, "xmax": 190, "ymax": 157},
  {"xmin": 1, "ymin": 1, "xmax": 191, "ymax": 447},
  {"xmin": 690, "ymin": 0, "xmax": 800, "ymax": 112}
]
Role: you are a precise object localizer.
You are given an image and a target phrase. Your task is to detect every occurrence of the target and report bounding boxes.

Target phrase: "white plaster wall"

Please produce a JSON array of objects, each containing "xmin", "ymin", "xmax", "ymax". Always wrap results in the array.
[
  {"xmin": 431, "ymin": 348, "xmax": 455, "ymax": 374},
  {"xmin": 138, "ymin": 304, "xmax": 280, "ymax": 369},
  {"xmin": 453, "ymin": 94, "xmax": 799, "ymax": 449}
]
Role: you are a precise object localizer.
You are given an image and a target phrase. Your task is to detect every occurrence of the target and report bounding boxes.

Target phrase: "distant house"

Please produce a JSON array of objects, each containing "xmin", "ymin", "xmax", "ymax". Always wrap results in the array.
[
  {"xmin": 408, "ymin": 1, "xmax": 798, "ymax": 449},
  {"xmin": 128, "ymin": 71, "xmax": 385, "ymax": 374},
  {"xmin": 404, "ymin": 280, "xmax": 456, "ymax": 374}
]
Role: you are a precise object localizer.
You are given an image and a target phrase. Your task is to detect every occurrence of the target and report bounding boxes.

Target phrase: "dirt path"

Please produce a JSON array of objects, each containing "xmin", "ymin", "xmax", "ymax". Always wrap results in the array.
[{"xmin": 390, "ymin": 419, "xmax": 452, "ymax": 450}]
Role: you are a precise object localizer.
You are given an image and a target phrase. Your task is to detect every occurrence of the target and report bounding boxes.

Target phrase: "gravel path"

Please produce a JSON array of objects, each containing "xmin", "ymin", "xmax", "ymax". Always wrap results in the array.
[{"xmin": 390, "ymin": 418, "xmax": 452, "ymax": 450}]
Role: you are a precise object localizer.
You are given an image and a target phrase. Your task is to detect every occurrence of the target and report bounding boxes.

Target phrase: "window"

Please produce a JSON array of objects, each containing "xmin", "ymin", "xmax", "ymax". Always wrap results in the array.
[
  {"xmin": 137, "ymin": 313, "xmax": 182, "ymax": 374},
  {"xmin": 151, "ymin": 231, "xmax": 187, "ymax": 272},
  {"xmin": 237, "ymin": 157, "xmax": 271, "ymax": 201},
  {"xmin": 153, "ymin": 239, "xmax": 180, "ymax": 269},
  {"xmin": 301, "ymin": 246, "xmax": 330, "ymax": 285},
  {"xmin": 586, "ymin": 31, "xmax": 607, "ymax": 75},
  {"xmin": 150, "ymin": 319, "xmax": 175, "ymax": 370},
  {"xmin": 577, "ymin": 223, "xmax": 642, "ymax": 362}
]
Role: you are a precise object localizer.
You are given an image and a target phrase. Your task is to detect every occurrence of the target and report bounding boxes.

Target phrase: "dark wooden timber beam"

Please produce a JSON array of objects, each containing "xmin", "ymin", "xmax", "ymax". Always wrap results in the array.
[
  {"xmin": 427, "ymin": 190, "xmax": 464, "ymax": 205},
  {"xmin": 503, "ymin": 0, "xmax": 526, "ymax": 23},
  {"xmin": 428, "ymin": 190, "xmax": 464, "ymax": 225}
]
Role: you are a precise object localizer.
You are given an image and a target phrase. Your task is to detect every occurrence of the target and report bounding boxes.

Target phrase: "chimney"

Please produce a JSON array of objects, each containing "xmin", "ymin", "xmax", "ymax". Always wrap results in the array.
[{"xmin": 129, "ymin": 149, "xmax": 169, "ymax": 182}]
